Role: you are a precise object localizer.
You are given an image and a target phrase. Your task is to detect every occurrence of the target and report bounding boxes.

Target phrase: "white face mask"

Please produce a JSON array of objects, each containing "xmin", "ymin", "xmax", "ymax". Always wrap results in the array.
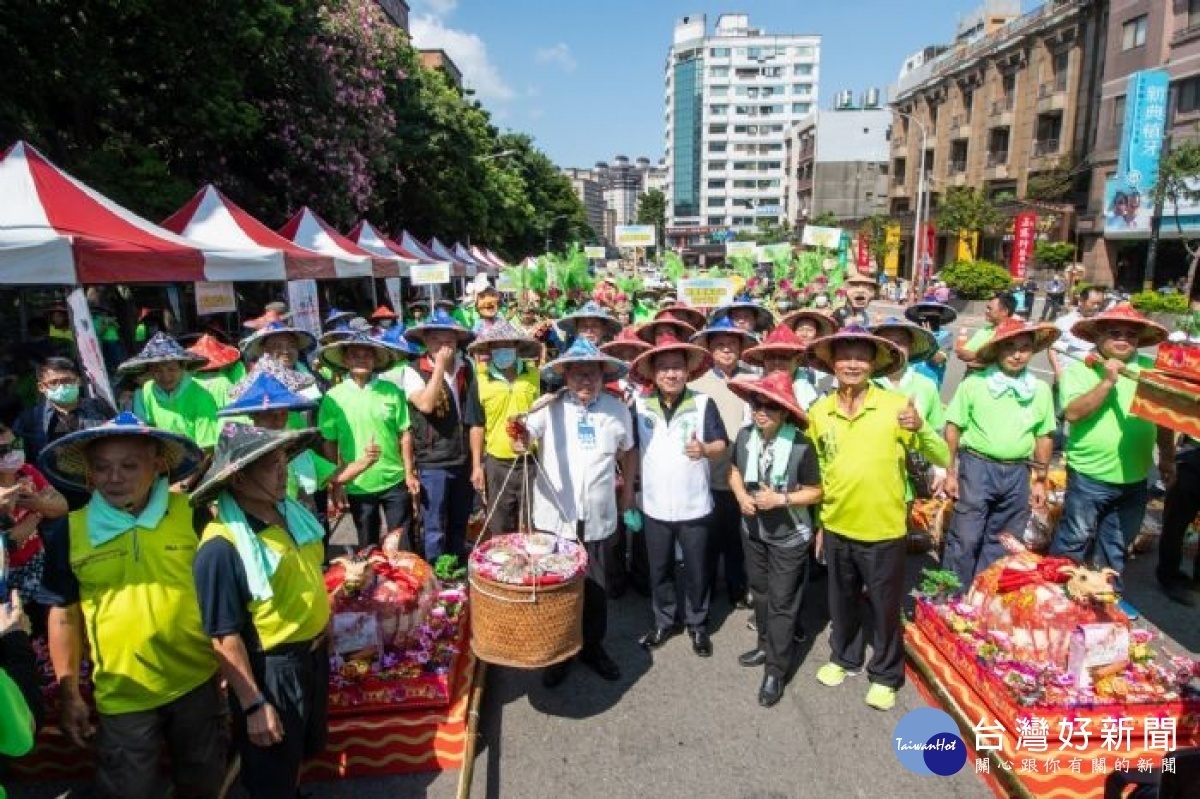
[
  {"xmin": 491, "ymin": 348, "xmax": 517, "ymax": 369},
  {"xmin": 0, "ymin": 449, "xmax": 25, "ymax": 472}
]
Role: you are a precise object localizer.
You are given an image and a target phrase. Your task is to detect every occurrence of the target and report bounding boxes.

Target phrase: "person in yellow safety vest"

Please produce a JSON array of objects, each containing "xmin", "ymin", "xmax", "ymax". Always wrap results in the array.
[{"xmin": 36, "ymin": 413, "xmax": 225, "ymax": 799}]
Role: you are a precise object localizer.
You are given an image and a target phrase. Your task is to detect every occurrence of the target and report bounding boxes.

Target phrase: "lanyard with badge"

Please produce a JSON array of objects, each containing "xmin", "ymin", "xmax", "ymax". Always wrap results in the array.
[{"xmin": 576, "ymin": 401, "xmax": 597, "ymax": 450}]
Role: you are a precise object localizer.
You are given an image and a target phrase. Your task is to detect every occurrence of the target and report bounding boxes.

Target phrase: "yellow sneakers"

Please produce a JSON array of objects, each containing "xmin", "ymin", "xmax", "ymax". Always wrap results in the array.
[{"xmin": 865, "ymin": 683, "xmax": 898, "ymax": 711}]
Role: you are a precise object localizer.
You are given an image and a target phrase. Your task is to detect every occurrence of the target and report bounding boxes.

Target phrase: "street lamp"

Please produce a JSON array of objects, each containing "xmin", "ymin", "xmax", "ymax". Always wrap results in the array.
[{"xmin": 892, "ymin": 110, "xmax": 929, "ymax": 294}]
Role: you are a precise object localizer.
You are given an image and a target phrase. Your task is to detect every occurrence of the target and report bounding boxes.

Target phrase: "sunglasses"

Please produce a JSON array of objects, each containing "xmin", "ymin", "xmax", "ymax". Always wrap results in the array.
[
  {"xmin": 0, "ymin": 439, "xmax": 23, "ymax": 456},
  {"xmin": 749, "ymin": 397, "xmax": 784, "ymax": 413}
]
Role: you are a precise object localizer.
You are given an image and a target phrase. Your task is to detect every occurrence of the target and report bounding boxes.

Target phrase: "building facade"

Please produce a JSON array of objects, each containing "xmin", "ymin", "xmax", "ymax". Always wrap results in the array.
[
  {"xmin": 664, "ymin": 13, "xmax": 821, "ymax": 247},
  {"xmin": 562, "ymin": 168, "xmax": 609, "ymax": 245},
  {"xmin": 887, "ymin": 0, "xmax": 1103, "ymax": 273},
  {"xmin": 785, "ymin": 103, "xmax": 891, "ymax": 225},
  {"xmin": 418, "ymin": 50, "xmax": 463, "ymax": 90}
]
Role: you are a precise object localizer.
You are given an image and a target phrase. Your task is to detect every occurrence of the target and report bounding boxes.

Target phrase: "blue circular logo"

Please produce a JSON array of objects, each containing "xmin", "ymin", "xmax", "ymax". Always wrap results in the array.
[{"xmin": 892, "ymin": 708, "xmax": 967, "ymax": 776}]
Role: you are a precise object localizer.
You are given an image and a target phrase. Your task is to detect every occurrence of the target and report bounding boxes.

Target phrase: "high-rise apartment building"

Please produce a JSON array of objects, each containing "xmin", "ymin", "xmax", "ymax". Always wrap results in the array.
[
  {"xmin": 784, "ymin": 101, "xmax": 891, "ymax": 225},
  {"xmin": 564, "ymin": 157, "xmax": 666, "ymax": 245},
  {"xmin": 562, "ymin": 167, "xmax": 608, "ymax": 245},
  {"xmin": 664, "ymin": 13, "xmax": 820, "ymax": 246}
]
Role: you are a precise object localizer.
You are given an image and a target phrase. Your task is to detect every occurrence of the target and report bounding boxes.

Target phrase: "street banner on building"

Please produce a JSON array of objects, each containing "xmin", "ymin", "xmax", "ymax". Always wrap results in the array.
[
  {"xmin": 287, "ymin": 279, "xmax": 321, "ymax": 338},
  {"xmin": 955, "ymin": 231, "xmax": 978, "ymax": 262},
  {"xmin": 614, "ymin": 225, "xmax": 657, "ymax": 248},
  {"xmin": 584, "ymin": 246, "xmax": 606, "ymax": 260},
  {"xmin": 678, "ymin": 277, "xmax": 735, "ymax": 308},
  {"xmin": 1104, "ymin": 69, "xmax": 1170, "ymax": 239},
  {"xmin": 66, "ymin": 289, "xmax": 116, "ymax": 409},
  {"xmin": 801, "ymin": 224, "xmax": 843, "ymax": 249},
  {"xmin": 884, "ymin": 224, "xmax": 901, "ymax": 276},
  {"xmin": 1009, "ymin": 212, "xmax": 1038, "ymax": 280},
  {"xmin": 726, "ymin": 240, "xmax": 756, "ymax": 257},
  {"xmin": 410, "ymin": 261, "xmax": 452, "ymax": 286},
  {"xmin": 194, "ymin": 281, "xmax": 237, "ymax": 316},
  {"xmin": 385, "ymin": 277, "xmax": 403, "ymax": 315},
  {"xmin": 856, "ymin": 233, "xmax": 871, "ymax": 269}
]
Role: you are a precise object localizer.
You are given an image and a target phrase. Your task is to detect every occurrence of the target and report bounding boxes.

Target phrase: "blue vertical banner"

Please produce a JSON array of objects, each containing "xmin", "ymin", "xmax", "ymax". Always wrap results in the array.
[{"xmin": 1104, "ymin": 69, "xmax": 1169, "ymax": 238}]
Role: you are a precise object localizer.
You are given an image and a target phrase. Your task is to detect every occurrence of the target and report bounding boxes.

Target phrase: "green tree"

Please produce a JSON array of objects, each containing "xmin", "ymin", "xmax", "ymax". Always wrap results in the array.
[
  {"xmin": 936, "ymin": 187, "xmax": 1003, "ymax": 260},
  {"xmin": 635, "ymin": 188, "xmax": 667, "ymax": 255},
  {"xmin": 1025, "ymin": 154, "xmax": 1085, "ymax": 203},
  {"xmin": 1155, "ymin": 139, "xmax": 1200, "ymax": 299},
  {"xmin": 1033, "ymin": 241, "xmax": 1076, "ymax": 271},
  {"xmin": 858, "ymin": 214, "xmax": 898, "ymax": 273},
  {"xmin": 809, "ymin": 210, "xmax": 839, "ymax": 227}
]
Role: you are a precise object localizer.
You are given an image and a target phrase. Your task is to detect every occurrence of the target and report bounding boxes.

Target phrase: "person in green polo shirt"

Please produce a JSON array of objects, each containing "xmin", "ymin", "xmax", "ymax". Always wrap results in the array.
[
  {"xmin": 1050, "ymin": 304, "xmax": 1175, "ymax": 591},
  {"xmin": 467, "ymin": 319, "xmax": 543, "ymax": 535},
  {"xmin": 871, "ymin": 318, "xmax": 946, "ymax": 433},
  {"xmin": 192, "ymin": 423, "xmax": 332, "ymax": 799},
  {"xmin": 318, "ymin": 334, "xmax": 415, "ymax": 547},
  {"xmin": 805, "ymin": 326, "xmax": 948, "ymax": 712},
  {"xmin": 955, "ymin": 291, "xmax": 1016, "ymax": 369},
  {"xmin": 36, "ymin": 414, "xmax": 223, "ymax": 799},
  {"xmin": 123, "ymin": 332, "xmax": 219, "ymax": 454},
  {"xmin": 943, "ymin": 318, "xmax": 1058, "ymax": 587}
]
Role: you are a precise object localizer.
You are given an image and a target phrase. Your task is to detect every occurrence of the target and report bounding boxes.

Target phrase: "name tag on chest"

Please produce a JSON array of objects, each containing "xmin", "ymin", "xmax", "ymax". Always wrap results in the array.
[{"xmin": 577, "ymin": 420, "xmax": 597, "ymax": 450}]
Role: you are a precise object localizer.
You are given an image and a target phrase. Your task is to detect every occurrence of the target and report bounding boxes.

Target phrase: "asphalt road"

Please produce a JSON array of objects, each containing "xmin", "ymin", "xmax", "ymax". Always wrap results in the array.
[{"xmin": 14, "ymin": 299, "xmax": 1196, "ymax": 799}]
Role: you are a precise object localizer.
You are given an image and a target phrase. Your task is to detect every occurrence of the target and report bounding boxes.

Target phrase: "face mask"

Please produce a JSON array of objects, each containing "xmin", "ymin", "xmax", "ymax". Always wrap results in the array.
[
  {"xmin": 0, "ymin": 450, "xmax": 24, "ymax": 472},
  {"xmin": 491, "ymin": 348, "xmax": 517, "ymax": 369},
  {"xmin": 47, "ymin": 383, "xmax": 81, "ymax": 405},
  {"xmin": 378, "ymin": 319, "xmax": 395, "ymax": 329}
]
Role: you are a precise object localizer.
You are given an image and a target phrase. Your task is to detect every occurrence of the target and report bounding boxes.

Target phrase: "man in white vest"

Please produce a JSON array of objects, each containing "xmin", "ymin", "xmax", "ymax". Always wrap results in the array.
[{"xmin": 628, "ymin": 331, "xmax": 727, "ymax": 657}]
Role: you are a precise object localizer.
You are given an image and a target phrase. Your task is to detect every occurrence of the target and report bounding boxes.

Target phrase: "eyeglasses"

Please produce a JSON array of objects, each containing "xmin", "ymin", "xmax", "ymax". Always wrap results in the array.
[
  {"xmin": 1103, "ymin": 328, "xmax": 1141, "ymax": 341},
  {"xmin": 749, "ymin": 397, "xmax": 784, "ymax": 413},
  {"xmin": 0, "ymin": 439, "xmax": 23, "ymax": 456}
]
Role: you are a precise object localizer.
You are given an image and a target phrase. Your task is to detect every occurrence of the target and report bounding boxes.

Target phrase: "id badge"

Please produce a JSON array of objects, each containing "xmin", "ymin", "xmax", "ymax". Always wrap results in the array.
[{"xmin": 577, "ymin": 420, "xmax": 597, "ymax": 450}]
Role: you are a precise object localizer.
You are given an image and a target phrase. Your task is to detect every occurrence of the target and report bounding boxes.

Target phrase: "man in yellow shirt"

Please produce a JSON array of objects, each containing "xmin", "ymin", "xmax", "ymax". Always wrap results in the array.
[
  {"xmin": 192, "ymin": 423, "xmax": 332, "ymax": 799},
  {"xmin": 805, "ymin": 327, "xmax": 949, "ymax": 712},
  {"xmin": 36, "ymin": 413, "xmax": 222, "ymax": 799}
]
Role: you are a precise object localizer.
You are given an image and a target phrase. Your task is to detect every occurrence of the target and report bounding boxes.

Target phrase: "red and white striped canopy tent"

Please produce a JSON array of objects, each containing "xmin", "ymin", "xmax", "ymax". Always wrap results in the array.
[
  {"xmin": 345, "ymin": 221, "xmax": 421, "ymax": 277},
  {"xmin": 163, "ymin": 185, "xmax": 341, "ymax": 281},
  {"xmin": 452, "ymin": 242, "xmax": 490, "ymax": 275},
  {"xmin": 470, "ymin": 245, "xmax": 507, "ymax": 270},
  {"xmin": 397, "ymin": 231, "xmax": 451, "ymax": 270},
  {"xmin": 278, "ymin": 207, "xmax": 400, "ymax": 279},
  {"xmin": 0, "ymin": 141, "xmax": 278, "ymax": 284},
  {"xmin": 427, "ymin": 236, "xmax": 473, "ymax": 278}
]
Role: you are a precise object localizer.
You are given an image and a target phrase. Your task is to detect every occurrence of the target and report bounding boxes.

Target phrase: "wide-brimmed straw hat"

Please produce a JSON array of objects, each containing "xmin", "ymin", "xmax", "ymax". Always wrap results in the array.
[
  {"xmin": 318, "ymin": 334, "xmax": 402, "ymax": 371},
  {"xmin": 630, "ymin": 330, "xmax": 713, "ymax": 383},
  {"xmin": 190, "ymin": 423, "xmax": 318, "ymax": 507},
  {"xmin": 558, "ymin": 301, "xmax": 623, "ymax": 341},
  {"xmin": 780, "ymin": 309, "xmax": 839, "ymax": 338},
  {"xmin": 324, "ymin": 308, "xmax": 356, "ymax": 330},
  {"xmin": 870, "ymin": 317, "xmax": 940, "ymax": 364},
  {"xmin": 805, "ymin": 324, "xmax": 906, "ymax": 377},
  {"xmin": 240, "ymin": 322, "xmax": 318, "ymax": 362},
  {"xmin": 404, "ymin": 308, "xmax": 474, "ymax": 346},
  {"xmin": 466, "ymin": 318, "xmax": 542, "ymax": 359},
  {"xmin": 727, "ymin": 371, "xmax": 808, "ymax": 428},
  {"xmin": 1070, "ymin": 302, "xmax": 1168, "ymax": 348},
  {"xmin": 741, "ymin": 325, "xmax": 808, "ymax": 367},
  {"xmin": 655, "ymin": 303, "xmax": 708, "ymax": 331},
  {"xmin": 600, "ymin": 327, "xmax": 653, "ymax": 363},
  {"xmin": 118, "ymin": 332, "xmax": 209, "ymax": 375},
  {"xmin": 634, "ymin": 317, "xmax": 697, "ymax": 346},
  {"xmin": 905, "ymin": 302, "xmax": 958, "ymax": 327},
  {"xmin": 375, "ymin": 325, "xmax": 423, "ymax": 357},
  {"xmin": 38, "ymin": 412, "xmax": 204, "ymax": 491},
  {"xmin": 368, "ymin": 305, "xmax": 398, "ymax": 321},
  {"xmin": 691, "ymin": 315, "xmax": 759, "ymax": 351},
  {"xmin": 219, "ymin": 373, "xmax": 318, "ymax": 418},
  {"xmin": 542, "ymin": 337, "xmax": 627, "ymax": 380},
  {"xmin": 975, "ymin": 319, "xmax": 1060, "ymax": 364},
  {"xmin": 188, "ymin": 334, "xmax": 242, "ymax": 372},
  {"xmin": 707, "ymin": 301, "xmax": 775, "ymax": 333},
  {"xmin": 845, "ymin": 272, "xmax": 877, "ymax": 288},
  {"xmin": 229, "ymin": 354, "xmax": 316, "ymax": 399}
]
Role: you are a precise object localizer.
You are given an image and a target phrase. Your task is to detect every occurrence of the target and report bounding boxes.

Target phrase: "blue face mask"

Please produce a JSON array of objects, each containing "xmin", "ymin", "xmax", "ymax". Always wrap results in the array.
[{"xmin": 491, "ymin": 348, "xmax": 517, "ymax": 369}]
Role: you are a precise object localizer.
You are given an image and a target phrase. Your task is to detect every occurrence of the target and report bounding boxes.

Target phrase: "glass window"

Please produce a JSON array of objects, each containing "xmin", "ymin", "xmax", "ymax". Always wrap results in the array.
[
  {"xmin": 708, "ymin": 161, "xmax": 727, "ymax": 171},
  {"xmin": 1122, "ymin": 15, "xmax": 1147, "ymax": 50},
  {"xmin": 710, "ymin": 47, "xmax": 731, "ymax": 57},
  {"xmin": 710, "ymin": 85, "xmax": 728, "ymax": 97},
  {"xmin": 1177, "ymin": 78, "xmax": 1200, "ymax": 115},
  {"xmin": 708, "ymin": 124, "xmax": 728, "ymax": 134},
  {"xmin": 708, "ymin": 141, "xmax": 727, "ymax": 152},
  {"xmin": 710, "ymin": 66, "xmax": 729, "ymax": 77},
  {"xmin": 706, "ymin": 197, "xmax": 726, "ymax": 207},
  {"xmin": 707, "ymin": 216, "xmax": 726, "ymax": 226},
  {"xmin": 1111, "ymin": 94, "xmax": 1127, "ymax": 126},
  {"xmin": 795, "ymin": 46, "xmax": 815, "ymax": 58},
  {"xmin": 709, "ymin": 104, "xmax": 728, "ymax": 115},
  {"xmin": 707, "ymin": 179, "xmax": 726, "ymax": 189},
  {"xmin": 794, "ymin": 64, "xmax": 813, "ymax": 76}
]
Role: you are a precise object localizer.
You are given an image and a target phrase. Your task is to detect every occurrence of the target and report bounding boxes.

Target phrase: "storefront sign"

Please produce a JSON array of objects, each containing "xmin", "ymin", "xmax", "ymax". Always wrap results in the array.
[
  {"xmin": 678, "ymin": 277, "xmax": 735, "ymax": 308},
  {"xmin": 66, "ymin": 289, "xmax": 116, "ymax": 408},
  {"xmin": 1009, "ymin": 212, "xmax": 1038, "ymax": 279},
  {"xmin": 614, "ymin": 225, "xmax": 657, "ymax": 248},
  {"xmin": 287, "ymin": 279, "xmax": 321, "ymax": 338},
  {"xmin": 410, "ymin": 261, "xmax": 452, "ymax": 286},
  {"xmin": 194, "ymin": 281, "xmax": 237, "ymax": 316}
]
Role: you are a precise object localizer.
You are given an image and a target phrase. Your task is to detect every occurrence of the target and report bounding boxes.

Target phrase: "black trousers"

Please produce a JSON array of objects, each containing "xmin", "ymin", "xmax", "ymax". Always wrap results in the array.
[
  {"xmin": 644, "ymin": 514, "xmax": 712, "ymax": 631},
  {"xmin": 233, "ymin": 640, "xmax": 330, "ymax": 799},
  {"xmin": 1157, "ymin": 453, "xmax": 1200, "ymax": 585},
  {"xmin": 581, "ymin": 527, "xmax": 617, "ymax": 653},
  {"xmin": 347, "ymin": 481, "xmax": 412, "ymax": 547},
  {"xmin": 710, "ymin": 489, "xmax": 747, "ymax": 598},
  {"xmin": 484, "ymin": 455, "xmax": 534, "ymax": 534},
  {"xmin": 825, "ymin": 531, "xmax": 907, "ymax": 689},
  {"xmin": 743, "ymin": 527, "xmax": 808, "ymax": 679}
]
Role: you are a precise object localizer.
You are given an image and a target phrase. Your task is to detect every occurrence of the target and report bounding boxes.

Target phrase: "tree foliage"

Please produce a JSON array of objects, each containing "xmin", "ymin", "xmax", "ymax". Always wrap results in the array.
[
  {"xmin": 1025, "ymin": 154, "xmax": 1085, "ymax": 203},
  {"xmin": 1033, "ymin": 241, "xmax": 1076, "ymax": 270},
  {"xmin": 635, "ymin": 188, "xmax": 667, "ymax": 255},
  {"xmin": 941, "ymin": 260, "xmax": 1013, "ymax": 299},
  {"xmin": 858, "ymin": 214, "xmax": 898, "ymax": 272},
  {"xmin": 1156, "ymin": 139, "xmax": 1200, "ymax": 299},
  {"xmin": 810, "ymin": 211, "xmax": 839, "ymax": 227},
  {"xmin": 936, "ymin": 188, "xmax": 1004, "ymax": 260}
]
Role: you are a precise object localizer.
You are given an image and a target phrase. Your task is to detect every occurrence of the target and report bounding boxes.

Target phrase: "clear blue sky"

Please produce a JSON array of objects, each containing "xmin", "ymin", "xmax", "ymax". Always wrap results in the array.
[{"xmin": 409, "ymin": 0, "xmax": 1035, "ymax": 168}]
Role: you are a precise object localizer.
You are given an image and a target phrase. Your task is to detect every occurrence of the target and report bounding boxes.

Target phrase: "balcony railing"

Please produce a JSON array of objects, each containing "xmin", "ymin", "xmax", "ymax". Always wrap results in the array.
[
  {"xmin": 990, "ymin": 98, "xmax": 1015, "ymax": 115},
  {"xmin": 986, "ymin": 150, "xmax": 1009, "ymax": 167},
  {"xmin": 1033, "ymin": 138, "xmax": 1060, "ymax": 157}
]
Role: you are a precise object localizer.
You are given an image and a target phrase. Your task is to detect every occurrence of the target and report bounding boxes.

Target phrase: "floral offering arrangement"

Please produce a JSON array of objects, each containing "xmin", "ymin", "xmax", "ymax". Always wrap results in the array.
[{"xmin": 469, "ymin": 532, "xmax": 587, "ymax": 586}]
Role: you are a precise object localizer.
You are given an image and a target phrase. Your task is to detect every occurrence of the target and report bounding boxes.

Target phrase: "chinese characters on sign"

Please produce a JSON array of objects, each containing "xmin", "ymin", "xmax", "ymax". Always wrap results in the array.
[
  {"xmin": 677, "ymin": 277, "xmax": 735, "ymax": 308},
  {"xmin": 1104, "ymin": 69, "xmax": 1170, "ymax": 238},
  {"xmin": 1009, "ymin": 212, "xmax": 1038, "ymax": 280},
  {"xmin": 970, "ymin": 715, "xmax": 1177, "ymax": 775}
]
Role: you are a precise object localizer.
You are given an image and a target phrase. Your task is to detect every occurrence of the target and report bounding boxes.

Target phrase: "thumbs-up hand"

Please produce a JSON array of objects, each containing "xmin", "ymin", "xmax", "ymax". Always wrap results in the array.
[
  {"xmin": 684, "ymin": 430, "xmax": 706, "ymax": 461},
  {"xmin": 363, "ymin": 435, "xmax": 382, "ymax": 464},
  {"xmin": 897, "ymin": 397, "xmax": 924, "ymax": 432}
]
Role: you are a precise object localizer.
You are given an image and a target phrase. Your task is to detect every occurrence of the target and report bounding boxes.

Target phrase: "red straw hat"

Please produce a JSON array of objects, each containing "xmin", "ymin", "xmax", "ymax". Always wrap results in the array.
[
  {"xmin": 779, "ymin": 309, "xmax": 840, "ymax": 338},
  {"xmin": 600, "ymin": 326, "xmax": 652, "ymax": 363},
  {"xmin": 635, "ymin": 317, "xmax": 698, "ymax": 346},
  {"xmin": 975, "ymin": 318, "xmax": 1060, "ymax": 364},
  {"xmin": 654, "ymin": 303, "xmax": 708, "ymax": 331},
  {"xmin": 742, "ymin": 324, "xmax": 808, "ymax": 367},
  {"xmin": 630, "ymin": 330, "xmax": 713, "ymax": 383},
  {"xmin": 368, "ymin": 304, "xmax": 398, "ymax": 320},
  {"xmin": 1070, "ymin": 302, "xmax": 1168, "ymax": 348},
  {"xmin": 188, "ymin": 334, "xmax": 242, "ymax": 372},
  {"xmin": 727, "ymin": 371, "xmax": 808, "ymax": 428}
]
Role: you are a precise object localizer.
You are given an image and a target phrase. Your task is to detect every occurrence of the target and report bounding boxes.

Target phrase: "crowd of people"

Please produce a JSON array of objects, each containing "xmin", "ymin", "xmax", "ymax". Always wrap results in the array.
[{"xmin": 0, "ymin": 269, "xmax": 1195, "ymax": 798}]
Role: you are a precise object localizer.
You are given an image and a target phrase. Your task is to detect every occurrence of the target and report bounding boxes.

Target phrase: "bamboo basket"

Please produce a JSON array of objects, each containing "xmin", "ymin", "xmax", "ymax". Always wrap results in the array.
[{"xmin": 468, "ymin": 569, "xmax": 584, "ymax": 669}]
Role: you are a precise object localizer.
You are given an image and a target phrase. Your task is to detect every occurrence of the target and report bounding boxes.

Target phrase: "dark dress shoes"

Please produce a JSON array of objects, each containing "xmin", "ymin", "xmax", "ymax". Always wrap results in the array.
[
  {"xmin": 639, "ymin": 625, "xmax": 682, "ymax": 649},
  {"xmin": 690, "ymin": 628, "xmax": 712, "ymax": 657},
  {"xmin": 738, "ymin": 648, "xmax": 767, "ymax": 667},
  {"xmin": 579, "ymin": 647, "xmax": 621, "ymax": 681},
  {"xmin": 758, "ymin": 674, "xmax": 783, "ymax": 707},
  {"xmin": 542, "ymin": 661, "xmax": 571, "ymax": 688}
]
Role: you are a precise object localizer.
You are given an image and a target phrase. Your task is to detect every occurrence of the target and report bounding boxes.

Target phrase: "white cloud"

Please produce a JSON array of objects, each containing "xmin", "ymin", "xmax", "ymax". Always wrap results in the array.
[
  {"xmin": 410, "ymin": 14, "xmax": 516, "ymax": 103},
  {"xmin": 411, "ymin": 0, "xmax": 458, "ymax": 17},
  {"xmin": 535, "ymin": 43, "xmax": 577, "ymax": 72}
]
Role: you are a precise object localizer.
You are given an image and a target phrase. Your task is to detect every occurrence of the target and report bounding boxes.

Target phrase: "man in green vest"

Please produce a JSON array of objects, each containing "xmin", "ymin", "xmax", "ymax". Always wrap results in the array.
[{"xmin": 122, "ymin": 332, "xmax": 219, "ymax": 456}]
